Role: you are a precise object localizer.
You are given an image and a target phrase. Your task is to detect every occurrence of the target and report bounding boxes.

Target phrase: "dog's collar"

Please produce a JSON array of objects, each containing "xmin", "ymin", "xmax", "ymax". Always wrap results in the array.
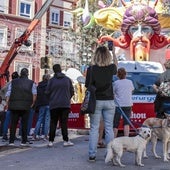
[{"xmin": 138, "ymin": 133, "xmax": 145, "ymax": 139}]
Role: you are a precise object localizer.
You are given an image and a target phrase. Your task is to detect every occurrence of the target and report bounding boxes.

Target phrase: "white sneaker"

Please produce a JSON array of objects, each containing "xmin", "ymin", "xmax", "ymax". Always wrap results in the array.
[
  {"xmin": 9, "ymin": 143, "xmax": 14, "ymax": 146},
  {"xmin": 40, "ymin": 135, "xmax": 45, "ymax": 139},
  {"xmin": 20, "ymin": 143, "xmax": 29, "ymax": 147},
  {"xmin": 48, "ymin": 142, "xmax": 53, "ymax": 147},
  {"xmin": 63, "ymin": 141, "xmax": 74, "ymax": 147},
  {"xmin": 35, "ymin": 135, "xmax": 40, "ymax": 140}
]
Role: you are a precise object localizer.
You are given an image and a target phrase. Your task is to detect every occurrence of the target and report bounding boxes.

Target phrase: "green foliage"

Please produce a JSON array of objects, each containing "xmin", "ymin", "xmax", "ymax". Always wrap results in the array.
[
  {"xmin": 70, "ymin": 0, "xmax": 118, "ymax": 64},
  {"xmin": 70, "ymin": 0, "xmax": 102, "ymax": 64}
]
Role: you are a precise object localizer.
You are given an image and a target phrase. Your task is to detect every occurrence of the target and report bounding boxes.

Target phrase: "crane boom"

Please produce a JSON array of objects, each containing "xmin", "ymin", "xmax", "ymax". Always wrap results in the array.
[{"xmin": 0, "ymin": 0, "xmax": 54, "ymax": 88}]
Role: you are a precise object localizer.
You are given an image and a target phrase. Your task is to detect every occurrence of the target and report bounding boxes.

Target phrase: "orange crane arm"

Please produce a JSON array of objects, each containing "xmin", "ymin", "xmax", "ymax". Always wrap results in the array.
[{"xmin": 0, "ymin": 0, "xmax": 54, "ymax": 88}]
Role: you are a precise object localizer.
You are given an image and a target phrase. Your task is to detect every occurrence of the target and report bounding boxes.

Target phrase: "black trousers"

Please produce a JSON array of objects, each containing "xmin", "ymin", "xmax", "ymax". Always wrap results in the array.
[
  {"xmin": 9, "ymin": 110, "xmax": 29, "ymax": 143},
  {"xmin": 49, "ymin": 108, "xmax": 70, "ymax": 142},
  {"xmin": 0, "ymin": 111, "xmax": 5, "ymax": 136},
  {"xmin": 154, "ymin": 94, "xmax": 170, "ymax": 119}
]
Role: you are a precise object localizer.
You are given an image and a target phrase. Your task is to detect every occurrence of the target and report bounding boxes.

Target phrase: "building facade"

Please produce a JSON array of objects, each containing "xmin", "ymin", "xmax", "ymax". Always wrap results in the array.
[
  {"xmin": 46, "ymin": 0, "xmax": 80, "ymax": 71},
  {"xmin": 0, "ymin": 0, "xmax": 77, "ymax": 85}
]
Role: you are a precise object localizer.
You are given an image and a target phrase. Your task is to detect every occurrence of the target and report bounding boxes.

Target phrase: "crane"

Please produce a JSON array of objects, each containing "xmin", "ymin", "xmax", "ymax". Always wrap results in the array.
[{"xmin": 0, "ymin": 0, "xmax": 54, "ymax": 88}]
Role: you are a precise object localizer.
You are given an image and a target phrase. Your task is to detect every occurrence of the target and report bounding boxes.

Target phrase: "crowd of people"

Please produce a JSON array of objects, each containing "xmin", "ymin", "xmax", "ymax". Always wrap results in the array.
[
  {"xmin": 0, "ymin": 64, "xmax": 75, "ymax": 147},
  {"xmin": 0, "ymin": 44, "xmax": 168, "ymax": 162}
]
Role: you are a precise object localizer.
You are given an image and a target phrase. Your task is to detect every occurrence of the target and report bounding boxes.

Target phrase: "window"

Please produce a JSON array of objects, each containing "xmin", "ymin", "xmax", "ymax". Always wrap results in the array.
[
  {"xmin": 113, "ymin": 72, "xmax": 160, "ymax": 94},
  {"xmin": 18, "ymin": 0, "xmax": 34, "ymax": 18},
  {"xmin": 50, "ymin": 8, "xmax": 60, "ymax": 25},
  {"xmin": 20, "ymin": 2, "xmax": 30, "ymax": 17},
  {"xmin": 0, "ymin": 27, "xmax": 7, "ymax": 48},
  {"xmin": 63, "ymin": 12, "xmax": 73, "ymax": 28},
  {"xmin": 47, "ymin": 33, "xmax": 62, "ymax": 56},
  {"xmin": 0, "ymin": 0, "xmax": 8, "ymax": 13},
  {"xmin": 15, "ymin": 61, "xmax": 32, "ymax": 79},
  {"xmin": 48, "ymin": 35, "xmax": 58, "ymax": 55}
]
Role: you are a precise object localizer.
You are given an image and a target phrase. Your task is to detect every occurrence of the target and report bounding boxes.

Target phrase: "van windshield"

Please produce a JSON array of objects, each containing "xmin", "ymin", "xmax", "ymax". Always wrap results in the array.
[{"xmin": 113, "ymin": 72, "xmax": 160, "ymax": 94}]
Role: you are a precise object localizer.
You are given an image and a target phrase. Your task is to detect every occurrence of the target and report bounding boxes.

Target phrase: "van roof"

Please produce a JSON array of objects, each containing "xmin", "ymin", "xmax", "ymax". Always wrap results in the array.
[{"xmin": 118, "ymin": 61, "xmax": 164, "ymax": 73}]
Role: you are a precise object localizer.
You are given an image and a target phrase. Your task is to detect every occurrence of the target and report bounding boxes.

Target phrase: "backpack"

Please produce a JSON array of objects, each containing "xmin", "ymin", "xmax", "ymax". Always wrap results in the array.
[{"xmin": 159, "ymin": 81, "xmax": 170, "ymax": 97}]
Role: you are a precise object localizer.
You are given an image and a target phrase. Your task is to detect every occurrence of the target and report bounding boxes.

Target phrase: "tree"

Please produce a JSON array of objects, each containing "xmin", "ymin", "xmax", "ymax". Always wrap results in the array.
[{"xmin": 70, "ymin": 0, "xmax": 116, "ymax": 65}]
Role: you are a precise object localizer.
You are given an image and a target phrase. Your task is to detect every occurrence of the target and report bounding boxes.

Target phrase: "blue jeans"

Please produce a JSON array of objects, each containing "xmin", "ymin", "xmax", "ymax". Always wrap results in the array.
[
  {"xmin": 89, "ymin": 100, "xmax": 115, "ymax": 157},
  {"xmin": 27, "ymin": 108, "xmax": 35, "ymax": 135},
  {"xmin": 3, "ymin": 110, "xmax": 11, "ymax": 136},
  {"xmin": 34, "ymin": 105, "xmax": 50, "ymax": 136}
]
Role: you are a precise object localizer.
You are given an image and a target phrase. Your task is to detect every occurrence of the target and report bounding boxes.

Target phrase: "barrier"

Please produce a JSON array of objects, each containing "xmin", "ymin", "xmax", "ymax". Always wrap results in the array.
[
  {"xmin": 118, "ymin": 103, "xmax": 155, "ymax": 131},
  {"xmin": 68, "ymin": 103, "xmax": 155, "ymax": 130},
  {"xmin": 31, "ymin": 101, "xmax": 156, "ymax": 131},
  {"xmin": 68, "ymin": 103, "xmax": 90, "ymax": 129}
]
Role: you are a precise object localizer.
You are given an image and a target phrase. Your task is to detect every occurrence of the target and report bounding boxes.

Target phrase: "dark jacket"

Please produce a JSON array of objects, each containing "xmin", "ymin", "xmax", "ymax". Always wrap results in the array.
[
  {"xmin": 9, "ymin": 77, "xmax": 34, "ymax": 110},
  {"xmin": 36, "ymin": 80, "xmax": 49, "ymax": 108},
  {"xmin": 85, "ymin": 64, "xmax": 117, "ymax": 100},
  {"xmin": 45, "ymin": 72, "xmax": 74, "ymax": 110}
]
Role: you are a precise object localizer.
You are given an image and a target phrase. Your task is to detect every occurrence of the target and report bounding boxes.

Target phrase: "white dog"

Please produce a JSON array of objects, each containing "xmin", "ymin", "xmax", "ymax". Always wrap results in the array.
[{"xmin": 105, "ymin": 127, "xmax": 151, "ymax": 167}]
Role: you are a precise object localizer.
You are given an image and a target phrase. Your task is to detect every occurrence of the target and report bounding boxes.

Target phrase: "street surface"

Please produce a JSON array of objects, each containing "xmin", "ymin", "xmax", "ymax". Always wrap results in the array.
[{"xmin": 0, "ymin": 129, "xmax": 169, "ymax": 170}]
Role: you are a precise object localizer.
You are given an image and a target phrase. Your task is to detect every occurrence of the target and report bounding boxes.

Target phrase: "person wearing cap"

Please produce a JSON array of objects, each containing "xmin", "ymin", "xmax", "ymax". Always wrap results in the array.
[
  {"xmin": 6, "ymin": 68, "xmax": 37, "ymax": 146},
  {"xmin": 45, "ymin": 64, "xmax": 74, "ymax": 147},
  {"xmin": 2, "ymin": 71, "xmax": 19, "ymax": 141},
  {"xmin": 153, "ymin": 60, "xmax": 170, "ymax": 118}
]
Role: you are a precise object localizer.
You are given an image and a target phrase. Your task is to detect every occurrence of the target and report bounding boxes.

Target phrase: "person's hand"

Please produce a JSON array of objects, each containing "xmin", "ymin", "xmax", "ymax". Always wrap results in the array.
[
  {"xmin": 4, "ymin": 104, "xmax": 8, "ymax": 111},
  {"xmin": 31, "ymin": 103, "xmax": 35, "ymax": 108},
  {"xmin": 158, "ymin": 90, "xmax": 162, "ymax": 95},
  {"xmin": 112, "ymin": 48, "xmax": 118, "ymax": 66},
  {"xmin": 153, "ymin": 84, "xmax": 159, "ymax": 93},
  {"xmin": 112, "ymin": 45, "xmax": 115, "ymax": 53}
]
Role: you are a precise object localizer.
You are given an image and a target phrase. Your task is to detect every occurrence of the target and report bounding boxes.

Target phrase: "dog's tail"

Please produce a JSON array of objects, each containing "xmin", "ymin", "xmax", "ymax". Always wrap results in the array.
[{"xmin": 105, "ymin": 142, "xmax": 113, "ymax": 163}]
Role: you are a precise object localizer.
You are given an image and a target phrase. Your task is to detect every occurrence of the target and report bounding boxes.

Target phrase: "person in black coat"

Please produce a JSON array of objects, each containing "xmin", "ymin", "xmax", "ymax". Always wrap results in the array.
[
  {"xmin": 45, "ymin": 64, "xmax": 74, "ymax": 147},
  {"xmin": 33, "ymin": 74, "xmax": 50, "ymax": 140}
]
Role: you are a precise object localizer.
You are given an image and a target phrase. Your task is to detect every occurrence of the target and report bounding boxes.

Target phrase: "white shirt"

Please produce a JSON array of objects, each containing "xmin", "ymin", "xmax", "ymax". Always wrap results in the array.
[
  {"xmin": 0, "ymin": 100, "xmax": 6, "ymax": 112},
  {"xmin": 113, "ymin": 79, "xmax": 134, "ymax": 107}
]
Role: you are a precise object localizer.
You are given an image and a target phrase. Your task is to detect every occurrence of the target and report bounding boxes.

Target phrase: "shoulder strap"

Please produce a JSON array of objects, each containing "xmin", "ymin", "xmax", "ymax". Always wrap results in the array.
[{"xmin": 88, "ymin": 66, "xmax": 93, "ymax": 87}]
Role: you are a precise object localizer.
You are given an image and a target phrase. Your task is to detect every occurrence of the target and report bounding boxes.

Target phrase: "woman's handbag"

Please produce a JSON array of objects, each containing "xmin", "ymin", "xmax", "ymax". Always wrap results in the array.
[{"xmin": 80, "ymin": 66, "xmax": 96, "ymax": 115}]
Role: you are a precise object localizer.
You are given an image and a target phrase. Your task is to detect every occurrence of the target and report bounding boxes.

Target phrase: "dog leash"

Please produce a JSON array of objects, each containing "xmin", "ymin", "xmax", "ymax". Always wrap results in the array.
[
  {"xmin": 114, "ymin": 100, "xmax": 165, "ymax": 132},
  {"xmin": 114, "ymin": 100, "xmax": 139, "ymax": 134}
]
